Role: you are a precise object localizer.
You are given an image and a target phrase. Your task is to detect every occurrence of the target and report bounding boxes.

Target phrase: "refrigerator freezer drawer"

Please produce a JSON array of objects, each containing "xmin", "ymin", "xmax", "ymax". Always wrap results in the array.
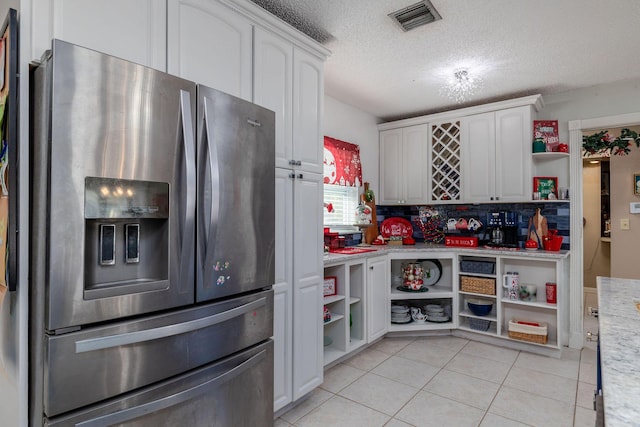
[
  {"xmin": 43, "ymin": 289, "xmax": 273, "ymax": 417},
  {"xmin": 45, "ymin": 340, "xmax": 274, "ymax": 427}
]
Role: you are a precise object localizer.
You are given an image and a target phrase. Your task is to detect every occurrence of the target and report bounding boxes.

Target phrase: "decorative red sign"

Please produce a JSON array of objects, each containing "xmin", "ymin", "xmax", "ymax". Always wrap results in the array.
[{"xmin": 445, "ymin": 236, "xmax": 479, "ymax": 247}]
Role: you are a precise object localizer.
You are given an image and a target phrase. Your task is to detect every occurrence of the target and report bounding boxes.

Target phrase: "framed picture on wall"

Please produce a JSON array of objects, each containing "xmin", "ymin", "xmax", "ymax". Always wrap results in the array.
[
  {"xmin": 634, "ymin": 174, "xmax": 640, "ymax": 195},
  {"xmin": 533, "ymin": 176, "xmax": 558, "ymax": 200}
]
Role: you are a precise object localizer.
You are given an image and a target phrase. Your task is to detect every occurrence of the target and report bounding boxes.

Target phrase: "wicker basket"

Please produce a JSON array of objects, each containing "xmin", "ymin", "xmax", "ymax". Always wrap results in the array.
[
  {"xmin": 508, "ymin": 331, "xmax": 548, "ymax": 344},
  {"xmin": 468, "ymin": 317, "xmax": 491, "ymax": 331},
  {"xmin": 508, "ymin": 319, "xmax": 548, "ymax": 344},
  {"xmin": 460, "ymin": 260, "xmax": 495, "ymax": 274},
  {"xmin": 460, "ymin": 276, "xmax": 496, "ymax": 295}
]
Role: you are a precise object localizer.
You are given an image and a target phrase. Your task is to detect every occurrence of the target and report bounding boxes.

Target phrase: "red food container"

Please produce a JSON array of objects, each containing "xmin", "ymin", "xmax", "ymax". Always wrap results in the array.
[
  {"xmin": 543, "ymin": 235, "xmax": 563, "ymax": 251},
  {"xmin": 545, "ymin": 282, "xmax": 557, "ymax": 304},
  {"xmin": 445, "ymin": 236, "xmax": 479, "ymax": 247}
]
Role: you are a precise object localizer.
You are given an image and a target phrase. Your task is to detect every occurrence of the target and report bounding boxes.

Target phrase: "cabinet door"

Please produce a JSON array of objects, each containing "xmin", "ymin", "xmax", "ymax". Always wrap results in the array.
[
  {"xmin": 367, "ymin": 256, "xmax": 388, "ymax": 343},
  {"xmin": 495, "ymin": 106, "xmax": 532, "ymax": 202},
  {"xmin": 430, "ymin": 120, "xmax": 462, "ymax": 202},
  {"xmin": 32, "ymin": 0, "xmax": 166, "ymax": 69},
  {"xmin": 462, "ymin": 112, "xmax": 496, "ymax": 202},
  {"xmin": 403, "ymin": 124, "xmax": 430, "ymax": 204},
  {"xmin": 273, "ymin": 168, "xmax": 293, "ymax": 411},
  {"xmin": 292, "ymin": 172, "xmax": 323, "ymax": 399},
  {"xmin": 379, "ymin": 129, "xmax": 403, "ymax": 204},
  {"xmin": 292, "ymin": 49, "xmax": 324, "ymax": 174},
  {"xmin": 254, "ymin": 28, "xmax": 294, "ymax": 170},
  {"xmin": 167, "ymin": 0, "xmax": 252, "ymax": 100}
]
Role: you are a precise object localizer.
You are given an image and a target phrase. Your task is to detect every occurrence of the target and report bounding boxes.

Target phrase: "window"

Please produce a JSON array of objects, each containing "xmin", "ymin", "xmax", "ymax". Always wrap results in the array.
[{"xmin": 323, "ymin": 184, "xmax": 359, "ymax": 228}]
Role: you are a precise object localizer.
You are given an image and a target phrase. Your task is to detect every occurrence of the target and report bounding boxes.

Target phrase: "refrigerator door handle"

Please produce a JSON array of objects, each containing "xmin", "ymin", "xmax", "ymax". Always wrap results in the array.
[
  {"xmin": 74, "ymin": 296, "xmax": 267, "ymax": 353},
  {"xmin": 202, "ymin": 97, "xmax": 219, "ymax": 253},
  {"xmin": 74, "ymin": 349, "xmax": 267, "ymax": 427},
  {"xmin": 179, "ymin": 89, "xmax": 196, "ymax": 272}
]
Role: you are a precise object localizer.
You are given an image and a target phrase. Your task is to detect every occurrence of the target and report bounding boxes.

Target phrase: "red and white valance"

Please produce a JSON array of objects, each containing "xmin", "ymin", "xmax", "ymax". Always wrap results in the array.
[{"xmin": 323, "ymin": 136, "xmax": 362, "ymax": 187}]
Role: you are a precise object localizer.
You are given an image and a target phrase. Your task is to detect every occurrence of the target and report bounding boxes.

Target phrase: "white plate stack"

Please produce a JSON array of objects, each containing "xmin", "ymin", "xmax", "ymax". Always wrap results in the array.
[
  {"xmin": 391, "ymin": 304, "xmax": 411, "ymax": 323},
  {"xmin": 424, "ymin": 303, "xmax": 450, "ymax": 322}
]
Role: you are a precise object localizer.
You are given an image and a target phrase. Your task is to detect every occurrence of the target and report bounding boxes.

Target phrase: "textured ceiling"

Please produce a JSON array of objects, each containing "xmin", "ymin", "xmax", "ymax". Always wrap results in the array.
[{"xmin": 250, "ymin": 0, "xmax": 640, "ymax": 122}]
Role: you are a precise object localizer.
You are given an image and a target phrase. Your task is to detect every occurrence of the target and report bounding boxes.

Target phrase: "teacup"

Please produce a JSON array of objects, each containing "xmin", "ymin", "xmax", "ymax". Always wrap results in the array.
[
  {"xmin": 468, "ymin": 218, "xmax": 482, "ymax": 231},
  {"xmin": 456, "ymin": 218, "xmax": 468, "ymax": 230},
  {"xmin": 447, "ymin": 218, "xmax": 457, "ymax": 231}
]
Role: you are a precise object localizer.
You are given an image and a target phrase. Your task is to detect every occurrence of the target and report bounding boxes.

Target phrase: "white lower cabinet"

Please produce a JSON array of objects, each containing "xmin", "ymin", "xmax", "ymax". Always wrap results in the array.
[
  {"xmin": 274, "ymin": 169, "xmax": 323, "ymax": 411},
  {"xmin": 388, "ymin": 253, "xmax": 457, "ymax": 332},
  {"xmin": 457, "ymin": 253, "xmax": 567, "ymax": 350},
  {"xmin": 367, "ymin": 255, "xmax": 389, "ymax": 342},
  {"xmin": 322, "ymin": 260, "xmax": 367, "ymax": 366}
]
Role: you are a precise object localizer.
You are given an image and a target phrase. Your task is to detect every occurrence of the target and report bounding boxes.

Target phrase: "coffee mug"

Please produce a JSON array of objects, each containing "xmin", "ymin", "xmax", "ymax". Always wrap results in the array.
[
  {"xmin": 447, "ymin": 218, "xmax": 457, "ymax": 231},
  {"xmin": 519, "ymin": 284, "xmax": 537, "ymax": 302},
  {"xmin": 456, "ymin": 218, "xmax": 468, "ymax": 230},
  {"xmin": 503, "ymin": 273, "xmax": 519, "ymax": 301},
  {"xmin": 468, "ymin": 218, "xmax": 482, "ymax": 231}
]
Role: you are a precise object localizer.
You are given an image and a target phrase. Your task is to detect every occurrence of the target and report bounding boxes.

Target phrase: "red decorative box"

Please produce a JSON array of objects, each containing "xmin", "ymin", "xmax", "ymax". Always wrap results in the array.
[{"xmin": 445, "ymin": 236, "xmax": 478, "ymax": 247}]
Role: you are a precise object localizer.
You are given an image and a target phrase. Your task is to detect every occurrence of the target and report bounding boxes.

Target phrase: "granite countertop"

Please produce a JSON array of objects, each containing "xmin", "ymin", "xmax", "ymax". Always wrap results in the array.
[
  {"xmin": 323, "ymin": 243, "xmax": 569, "ymax": 265},
  {"xmin": 596, "ymin": 276, "xmax": 640, "ymax": 427}
]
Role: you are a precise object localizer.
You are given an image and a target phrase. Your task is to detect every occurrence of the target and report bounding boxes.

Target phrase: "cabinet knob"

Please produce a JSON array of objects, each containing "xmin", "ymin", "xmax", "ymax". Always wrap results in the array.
[
  {"xmin": 288, "ymin": 160, "xmax": 296, "ymax": 166},
  {"xmin": 490, "ymin": 196, "xmax": 494, "ymax": 201},
  {"xmin": 370, "ymin": 266, "xmax": 374, "ymax": 270},
  {"xmin": 289, "ymin": 173, "xmax": 295, "ymax": 179},
  {"xmin": 586, "ymin": 331, "xmax": 599, "ymax": 342},
  {"xmin": 495, "ymin": 197, "xmax": 500, "ymax": 201},
  {"xmin": 297, "ymin": 173, "xmax": 303, "ymax": 179}
]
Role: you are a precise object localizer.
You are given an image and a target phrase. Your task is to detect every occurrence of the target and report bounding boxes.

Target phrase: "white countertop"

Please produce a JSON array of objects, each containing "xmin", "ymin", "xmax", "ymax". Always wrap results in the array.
[
  {"xmin": 323, "ymin": 243, "xmax": 569, "ymax": 265},
  {"xmin": 596, "ymin": 276, "xmax": 640, "ymax": 427}
]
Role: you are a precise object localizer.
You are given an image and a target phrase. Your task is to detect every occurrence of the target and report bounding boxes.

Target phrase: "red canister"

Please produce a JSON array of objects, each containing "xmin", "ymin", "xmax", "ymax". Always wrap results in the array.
[{"xmin": 545, "ymin": 282, "xmax": 557, "ymax": 304}]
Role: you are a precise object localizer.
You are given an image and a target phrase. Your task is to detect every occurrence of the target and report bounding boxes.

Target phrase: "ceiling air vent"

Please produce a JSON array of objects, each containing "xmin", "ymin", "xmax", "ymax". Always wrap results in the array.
[{"xmin": 389, "ymin": 1, "xmax": 442, "ymax": 32}]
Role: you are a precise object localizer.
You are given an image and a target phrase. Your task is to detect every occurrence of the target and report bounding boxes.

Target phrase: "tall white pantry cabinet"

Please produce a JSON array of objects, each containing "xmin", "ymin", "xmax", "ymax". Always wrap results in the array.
[{"xmin": 30, "ymin": 0, "xmax": 329, "ymax": 415}]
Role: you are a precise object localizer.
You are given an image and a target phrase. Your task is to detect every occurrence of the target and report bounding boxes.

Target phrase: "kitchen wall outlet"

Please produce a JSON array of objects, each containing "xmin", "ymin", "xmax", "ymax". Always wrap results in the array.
[{"xmin": 620, "ymin": 218, "xmax": 630, "ymax": 230}]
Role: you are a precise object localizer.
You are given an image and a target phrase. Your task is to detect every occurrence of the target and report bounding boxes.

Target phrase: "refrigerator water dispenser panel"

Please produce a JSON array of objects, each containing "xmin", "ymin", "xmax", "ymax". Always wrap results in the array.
[
  {"xmin": 84, "ymin": 177, "xmax": 170, "ymax": 300},
  {"xmin": 84, "ymin": 177, "xmax": 169, "ymax": 219}
]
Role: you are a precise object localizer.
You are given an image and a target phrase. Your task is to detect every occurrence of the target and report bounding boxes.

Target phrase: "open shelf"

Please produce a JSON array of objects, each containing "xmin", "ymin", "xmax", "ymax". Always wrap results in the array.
[
  {"xmin": 323, "ymin": 313, "xmax": 344, "ymax": 326},
  {"xmin": 390, "ymin": 283, "xmax": 454, "ymax": 300},
  {"xmin": 388, "ymin": 321, "xmax": 454, "ymax": 332},
  {"xmin": 324, "ymin": 295, "xmax": 345, "ymax": 305},
  {"xmin": 501, "ymin": 298, "xmax": 557, "ymax": 310},
  {"xmin": 532, "ymin": 152, "xmax": 570, "ymax": 160}
]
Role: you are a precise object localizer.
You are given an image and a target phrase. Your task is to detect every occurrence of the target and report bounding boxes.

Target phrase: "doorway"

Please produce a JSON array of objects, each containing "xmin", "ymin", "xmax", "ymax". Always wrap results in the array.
[
  {"xmin": 568, "ymin": 113, "xmax": 640, "ymax": 349},
  {"xmin": 581, "ymin": 154, "xmax": 611, "ymax": 313}
]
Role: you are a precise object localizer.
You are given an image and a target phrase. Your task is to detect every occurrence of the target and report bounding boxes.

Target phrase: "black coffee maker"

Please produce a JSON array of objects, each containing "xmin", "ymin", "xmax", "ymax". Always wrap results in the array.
[{"xmin": 484, "ymin": 211, "xmax": 519, "ymax": 248}]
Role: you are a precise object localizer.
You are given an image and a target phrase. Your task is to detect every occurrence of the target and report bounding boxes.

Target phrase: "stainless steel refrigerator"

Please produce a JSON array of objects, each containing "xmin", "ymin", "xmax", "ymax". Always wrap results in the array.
[{"xmin": 30, "ymin": 39, "xmax": 275, "ymax": 426}]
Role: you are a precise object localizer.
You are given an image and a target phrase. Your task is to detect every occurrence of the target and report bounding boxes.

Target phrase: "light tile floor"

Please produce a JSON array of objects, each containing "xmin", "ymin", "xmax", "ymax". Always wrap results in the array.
[{"xmin": 277, "ymin": 315, "xmax": 600, "ymax": 427}]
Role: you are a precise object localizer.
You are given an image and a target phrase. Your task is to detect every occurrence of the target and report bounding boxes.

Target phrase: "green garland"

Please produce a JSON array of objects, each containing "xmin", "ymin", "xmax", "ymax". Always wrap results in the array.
[{"xmin": 582, "ymin": 128, "xmax": 640, "ymax": 156}]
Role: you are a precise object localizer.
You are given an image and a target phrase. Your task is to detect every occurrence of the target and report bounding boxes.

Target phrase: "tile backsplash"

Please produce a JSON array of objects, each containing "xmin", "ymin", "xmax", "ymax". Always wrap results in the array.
[{"xmin": 375, "ymin": 202, "xmax": 570, "ymax": 250}]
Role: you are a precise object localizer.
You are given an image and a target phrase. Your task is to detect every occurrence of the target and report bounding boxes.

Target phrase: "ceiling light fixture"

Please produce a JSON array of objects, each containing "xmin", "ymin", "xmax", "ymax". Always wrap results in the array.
[{"xmin": 441, "ymin": 68, "xmax": 482, "ymax": 103}]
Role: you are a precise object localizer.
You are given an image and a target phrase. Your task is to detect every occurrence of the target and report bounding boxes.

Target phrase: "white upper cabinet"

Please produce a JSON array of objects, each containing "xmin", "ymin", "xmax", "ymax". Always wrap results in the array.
[
  {"xmin": 379, "ymin": 124, "xmax": 430, "ymax": 204},
  {"xmin": 495, "ymin": 107, "xmax": 533, "ymax": 201},
  {"xmin": 254, "ymin": 28, "xmax": 294, "ymax": 170},
  {"xmin": 462, "ymin": 106, "xmax": 533, "ymax": 202},
  {"xmin": 31, "ymin": 0, "xmax": 166, "ymax": 70},
  {"xmin": 461, "ymin": 112, "xmax": 496, "ymax": 202},
  {"xmin": 167, "ymin": 0, "xmax": 253, "ymax": 100},
  {"xmin": 254, "ymin": 28, "xmax": 323, "ymax": 172},
  {"xmin": 292, "ymin": 48, "xmax": 324, "ymax": 174}
]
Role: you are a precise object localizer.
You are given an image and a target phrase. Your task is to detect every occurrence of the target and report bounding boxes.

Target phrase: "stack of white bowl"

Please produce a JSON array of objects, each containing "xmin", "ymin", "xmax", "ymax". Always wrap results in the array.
[
  {"xmin": 391, "ymin": 304, "xmax": 411, "ymax": 323},
  {"xmin": 424, "ymin": 303, "xmax": 449, "ymax": 322}
]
